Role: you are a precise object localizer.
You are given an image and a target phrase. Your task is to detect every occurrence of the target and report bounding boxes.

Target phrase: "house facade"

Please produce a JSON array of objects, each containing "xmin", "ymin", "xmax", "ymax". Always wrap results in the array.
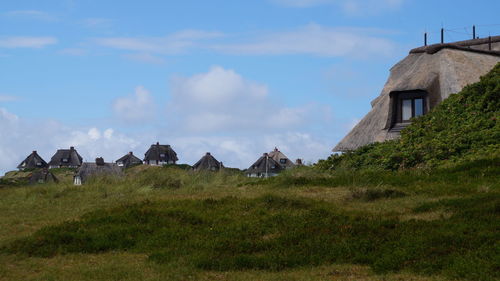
[
  {"xmin": 48, "ymin": 147, "xmax": 83, "ymax": 169},
  {"xmin": 115, "ymin": 152, "xmax": 142, "ymax": 168},
  {"xmin": 246, "ymin": 153, "xmax": 283, "ymax": 178},
  {"xmin": 192, "ymin": 152, "xmax": 223, "ymax": 171},
  {"xmin": 143, "ymin": 142, "xmax": 178, "ymax": 166},
  {"xmin": 74, "ymin": 158, "xmax": 123, "ymax": 185},
  {"xmin": 17, "ymin": 151, "xmax": 47, "ymax": 170},
  {"xmin": 334, "ymin": 36, "xmax": 500, "ymax": 152},
  {"xmin": 268, "ymin": 147, "xmax": 295, "ymax": 169}
]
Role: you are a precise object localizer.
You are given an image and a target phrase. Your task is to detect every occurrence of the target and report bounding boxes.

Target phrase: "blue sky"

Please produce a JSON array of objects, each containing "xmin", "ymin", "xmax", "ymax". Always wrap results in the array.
[{"xmin": 1, "ymin": 0, "xmax": 499, "ymax": 173}]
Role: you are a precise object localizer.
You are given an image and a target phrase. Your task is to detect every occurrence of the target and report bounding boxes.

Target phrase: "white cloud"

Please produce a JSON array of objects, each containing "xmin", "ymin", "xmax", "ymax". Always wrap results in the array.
[
  {"xmin": 112, "ymin": 86, "xmax": 156, "ymax": 123},
  {"xmin": 3, "ymin": 10, "xmax": 57, "ymax": 21},
  {"xmin": 0, "ymin": 37, "xmax": 57, "ymax": 48},
  {"xmin": 168, "ymin": 66, "xmax": 311, "ymax": 133},
  {"xmin": 94, "ymin": 30, "xmax": 224, "ymax": 54},
  {"xmin": 0, "ymin": 108, "xmax": 143, "ymax": 175},
  {"xmin": 213, "ymin": 24, "xmax": 396, "ymax": 58},
  {"xmin": 272, "ymin": 0, "xmax": 405, "ymax": 15}
]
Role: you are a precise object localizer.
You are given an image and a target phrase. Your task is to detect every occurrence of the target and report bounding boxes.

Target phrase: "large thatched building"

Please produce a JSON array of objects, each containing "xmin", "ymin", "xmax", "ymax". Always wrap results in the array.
[
  {"xmin": 48, "ymin": 147, "xmax": 83, "ymax": 169},
  {"xmin": 29, "ymin": 169, "xmax": 58, "ymax": 185},
  {"xmin": 144, "ymin": 142, "xmax": 178, "ymax": 166},
  {"xmin": 246, "ymin": 153, "xmax": 283, "ymax": 178},
  {"xmin": 17, "ymin": 151, "xmax": 47, "ymax": 170},
  {"xmin": 73, "ymin": 158, "xmax": 123, "ymax": 185},
  {"xmin": 334, "ymin": 36, "xmax": 500, "ymax": 152},
  {"xmin": 116, "ymin": 152, "xmax": 142, "ymax": 168},
  {"xmin": 192, "ymin": 152, "xmax": 223, "ymax": 171}
]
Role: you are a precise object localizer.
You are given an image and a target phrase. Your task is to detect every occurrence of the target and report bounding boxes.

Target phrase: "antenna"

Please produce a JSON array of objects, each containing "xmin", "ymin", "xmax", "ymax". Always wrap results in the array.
[
  {"xmin": 424, "ymin": 32, "xmax": 428, "ymax": 46},
  {"xmin": 472, "ymin": 25, "xmax": 476, "ymax": 39},
  {"xmin": 441, "ymin": 28, "xmax": 444, "ymax": 44}
]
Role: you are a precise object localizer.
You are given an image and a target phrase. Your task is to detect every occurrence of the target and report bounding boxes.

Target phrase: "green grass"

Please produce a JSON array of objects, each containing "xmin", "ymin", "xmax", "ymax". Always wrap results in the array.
[{"xmin": 0, "ymin": 160, "xmax": 498, "ymax": 281}]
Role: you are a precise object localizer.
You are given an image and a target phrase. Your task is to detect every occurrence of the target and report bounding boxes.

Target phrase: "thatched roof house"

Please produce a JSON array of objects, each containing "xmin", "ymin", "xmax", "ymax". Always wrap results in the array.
[
  {"xmin": 268, "ymin": 147, "xmax": 295, "ymax": 169},
  {"xmin": 246, "ymin": 153, "xmax": 283, "ymax": 178},
  {"xmin": 144, "ymin": 142, "xmax": 178, "ymax": 166},
  {"xmin": 74, "ymin": 158, "xmax": 123, "ymax": 185},
  {"xmin": 17, "ymin": 151, "xmax": 47, "ymax": 170},
  {"xmin": 48, "ymin": 147, "xmax": 83, "ymax": 169},
  {"xmin": 116, "ymin": 152, "xmax": 142, "ymax": 168},
  {"xmin": 29, "ymin": 169, "xmax": 58, "ymax": 185},
  {"xmin": 334, "ymin": 36, "xmax": 500, "ymax": 152},
  {"xmin": 193, "ymin": 152, "xmax": 223, "ymax": 171}
]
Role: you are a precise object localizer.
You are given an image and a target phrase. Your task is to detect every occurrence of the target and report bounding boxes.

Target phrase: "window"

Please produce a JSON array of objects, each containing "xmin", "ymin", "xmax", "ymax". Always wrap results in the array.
[
  {"xmin": 280, "ymin": 158, "xmax": 287, "ymax": 164},
  {"xmin": 62, "ymin": 158, "xmax": 68, "ymax": 163},
  {"xmin": 36, "ymin": 162, "xmax": 42, "ymax": 167},
  {"xmin": 160, "ymin": 153, "xmax": 165, "ymax": 158},
  {"xmin": 391, "ymin": 91, "xmax": 427, "ymax": 125}
]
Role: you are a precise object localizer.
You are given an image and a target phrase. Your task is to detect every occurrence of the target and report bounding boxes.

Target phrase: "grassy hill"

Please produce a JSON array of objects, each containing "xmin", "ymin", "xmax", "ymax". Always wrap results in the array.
[{"xmin": 0, "ymin": 65, "xmax": 498, "ymax": 281}]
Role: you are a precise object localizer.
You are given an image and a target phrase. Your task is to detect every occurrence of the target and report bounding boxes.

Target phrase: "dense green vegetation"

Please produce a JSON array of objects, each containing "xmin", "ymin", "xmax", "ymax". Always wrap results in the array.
[{"xmin": 317, "ymin": 63, "xmax": 500, "ymax": 170}]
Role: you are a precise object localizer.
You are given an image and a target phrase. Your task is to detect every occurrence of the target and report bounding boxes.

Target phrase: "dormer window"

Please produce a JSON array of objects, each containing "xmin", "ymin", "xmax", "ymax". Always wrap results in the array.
[
  {"xmin": 390, "ymin": 90, "xmax": 428, "ymax": 127},
  {"xmin": 280, "ymin": 158, "xmax": 287, "ymax": 164},
  {"xmin": 62, "ymin": 158, "xmax": 69, "ymax": 163},
  {"xmin": 160, "ymin": 153, "xmax": 165, "ymax": 158},
  {"xmin": 36, "ymin": 162, "xmax": 42, "ymax": 166}
]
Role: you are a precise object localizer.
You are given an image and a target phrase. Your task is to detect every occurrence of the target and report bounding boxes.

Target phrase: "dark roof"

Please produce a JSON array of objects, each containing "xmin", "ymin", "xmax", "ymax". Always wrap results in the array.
[
  {"xmin": 29, "ymin": 169, "xmax": 58, "ymax": 185},
  {"xmin": 192, "ymin": 152, "xmax": 223, "ymax": 171},
  {"xmin": 246, "ymin": 153, "xmax": 283, "ymax": 174},
  {"xmin": 17, "ymin": 151, "xmax": 47, "ymax": 170},
  {"xmin": 75, "ymin": 161, "xmax": 123, "ymax": 183},
  {"xmin": 48, "ymin": 147, "xmax": 83, "ymax": 167},
  {"xmin": 410, "ymin": 35, "xmax": 500, "ymax": 57},
  {"xmin": 268, "ymin": 147, "xmax": 295, "ymax": 169},
  {"xmin": 144, "ymin": 142, "xmax": 178, "ymax": 162},
  {"xmin": 116, "ymin": 152, "xmax": 142, "ymax": 168}
]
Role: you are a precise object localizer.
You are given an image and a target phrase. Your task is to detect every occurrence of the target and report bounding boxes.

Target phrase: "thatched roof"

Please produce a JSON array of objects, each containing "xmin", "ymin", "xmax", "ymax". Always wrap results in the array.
[
  {"xmin": 144, "ymin": 142, "xmax": 178, "ymax": 163},
  {"xmin": 29, "ymin": 169, "xmax": 58, "ymax": 185},
  {"xmin": 334, "ymin": 36, "xmax": 500, "ymax": 152},
  {"xmin": 75, "ymin": 160, "xmax": 123, "ymax": 184},
  {"xmin": 48, "ymin": 147, "xmax": 83, "ymax": 167},
  {"xmin": 246, "ymin": 153, "xmax": 283, "ymax": 174},
  {"xmin": 17, "ymin": 151, "xmax": 47, "ymax": 170},
  {"xmin": 116, "ymin": 152, "xmax": 142, "ymax": 168},
  {"xmin": 192, "ymin": 152, "xmax": 223, "ymax": 171},
  {"xmin": 268, "ymin": 147, "xmax": 295, "ymax": 169}
]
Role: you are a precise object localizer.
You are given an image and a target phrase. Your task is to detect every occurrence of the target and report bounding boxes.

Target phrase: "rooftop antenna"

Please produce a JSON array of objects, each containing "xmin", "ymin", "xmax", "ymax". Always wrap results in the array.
[
  {"xmin": 424, "ymin": 32, "xmax": 428, "ymax": 46},
  {"xmin": 441, "ymin": 27, "xmax": 444, "ymax": 44},
  {"xmin": 472, "ymin": 25, "xmax": 476, "ymax": 39},
  {"xmin": 489, "ymin": 34, "xmax": 492, "ymax": 51}
]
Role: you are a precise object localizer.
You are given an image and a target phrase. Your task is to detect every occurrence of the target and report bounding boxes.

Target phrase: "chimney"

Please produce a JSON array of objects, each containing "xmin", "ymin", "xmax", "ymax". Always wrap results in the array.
[
  {"xmin": 263, "ymin": 153, "xmax": 268, "ymax": 156},
  {"xmin": 156, "ymin": 142, "xmax": 159, "ymax": 145},
  {"xmin": 96, "ymin": 157, "xmax": 105, "ymax": 166},
  {"xmin": 274, "ymin": 147, "xmax": 278, "ymax": 152},
  {"xmin": 33, "ymin": 150, "xmax": 37, "ymax": 154},
  {"xmin": 70, "ymin": 146, "xmax": 74, "ymax": 151},
  {"xmin": 206, "ymin": 152, "xmax": 211, "ymax": 156},
  {"xmin": 295, "ymin": 159, "xmax": 303, "ymax": 165},
  {"xmin": 129, "ymin": 151, "xmax": 133, "ymax": 155}
]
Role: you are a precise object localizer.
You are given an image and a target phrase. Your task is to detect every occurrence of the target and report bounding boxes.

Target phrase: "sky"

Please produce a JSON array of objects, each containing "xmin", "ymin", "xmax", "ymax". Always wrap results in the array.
[{"xmin": 1, "ymin": 0, "xmax": 499, "ymax": 174}]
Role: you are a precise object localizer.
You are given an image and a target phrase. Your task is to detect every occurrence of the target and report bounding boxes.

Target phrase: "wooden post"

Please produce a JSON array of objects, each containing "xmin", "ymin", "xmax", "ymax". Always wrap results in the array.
[
  {"xmin": 489, "ymin": 36, "xmax": 492, "ymax": 51},
  {"xmin": 441, "ymin": 28, "xmax": 444, "ymax": 44},
  {"xmin": 424, "ymin": 32, "xmax": 427, "ymax": 46},
  {"xmin": 473, "ymin": 25, "xmax": 476, "ymax": 39}
]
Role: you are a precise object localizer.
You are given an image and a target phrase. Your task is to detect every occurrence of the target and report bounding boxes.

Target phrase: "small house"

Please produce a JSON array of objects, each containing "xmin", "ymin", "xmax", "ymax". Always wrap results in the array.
[
  {"xmin": 268, "ymin": 147, "xmax": 295, "ymax": 169},
  {"xmin": 115, "ymin": 152, "xmax": 142, "ymax": 168},
  {"xmin": 246, "ymin": 153, "xmax": 283, "ymax": 178},
  {"xmin": 17, "ymin": 151, "xmax": 47, "ymax": 170},
  {"xmin": 192, "ymin": 152, "xmax": 223, "ymax": 171},
  {"xmin": 48, "ymin": 146, "xmax": 83, "ymax": 169},
  {"xmin": 144, "ymin": 142, "xmax": 178, "ymax": 166},
  {"xmin": 73, "ymin": 157, "xmax": 123, "ymax": 185},
  {"xmin": 334, "ymin": 36, "xmax": 500, "ymax": 152}
]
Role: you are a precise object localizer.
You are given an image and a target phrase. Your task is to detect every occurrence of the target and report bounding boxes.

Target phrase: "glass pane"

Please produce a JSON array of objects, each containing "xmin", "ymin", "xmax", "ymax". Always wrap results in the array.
[
  {"xmin": 414, "ymin": 98, "xmax": 424, "ymax": 116},
  {"xmin": 402, "ymin": 99, "xmax": 412, "ymax": 121}
]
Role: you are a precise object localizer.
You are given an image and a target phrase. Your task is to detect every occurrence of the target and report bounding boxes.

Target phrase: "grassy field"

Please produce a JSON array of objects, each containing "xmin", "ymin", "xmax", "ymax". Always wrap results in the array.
[{"xmin": 0, "ymin": 162, "xmax": 498, "ymax": 281}]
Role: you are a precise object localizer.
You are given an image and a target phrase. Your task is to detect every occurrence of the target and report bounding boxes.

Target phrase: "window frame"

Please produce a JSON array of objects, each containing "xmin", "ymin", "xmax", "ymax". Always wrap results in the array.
[{"xmin": 391, "ymin": 90, "xmax": 428, "ymax": 125}]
